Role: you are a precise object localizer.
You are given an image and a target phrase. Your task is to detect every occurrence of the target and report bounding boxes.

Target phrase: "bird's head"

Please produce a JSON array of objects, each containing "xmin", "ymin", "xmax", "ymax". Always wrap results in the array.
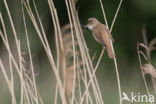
[{"xmin": 85, "ymin": 18, "xmax": 99, "ymax": 30}]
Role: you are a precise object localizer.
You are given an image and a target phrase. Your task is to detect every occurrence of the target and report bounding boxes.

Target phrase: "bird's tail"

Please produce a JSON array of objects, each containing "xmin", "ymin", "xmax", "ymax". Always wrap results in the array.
[{"xmin": 107, "ymin": 45, "xmax": 115, "ymax": 59}]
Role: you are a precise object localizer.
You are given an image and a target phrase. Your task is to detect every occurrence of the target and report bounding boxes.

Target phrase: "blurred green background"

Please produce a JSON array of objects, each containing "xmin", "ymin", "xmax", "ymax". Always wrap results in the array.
[{"xmin": 0, "ymin": 0, "xmax": 156, "ymax": 104}]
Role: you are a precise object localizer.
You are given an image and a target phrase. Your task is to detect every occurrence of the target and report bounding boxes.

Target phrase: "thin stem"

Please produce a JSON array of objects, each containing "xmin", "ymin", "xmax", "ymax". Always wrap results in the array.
[
  {"xmin": 137, "ymin": 45, "xmax": 152, "ymax": 104},
  {"xmin": 99, "ymin": 0, "xmax": 123, "ymax": 104}
]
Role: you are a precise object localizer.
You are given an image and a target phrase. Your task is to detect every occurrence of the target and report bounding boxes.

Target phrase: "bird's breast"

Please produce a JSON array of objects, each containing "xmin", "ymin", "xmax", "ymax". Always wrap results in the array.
[{"xmin": 92, "ymin": 32, "xmax": 104, "ymax": 45}]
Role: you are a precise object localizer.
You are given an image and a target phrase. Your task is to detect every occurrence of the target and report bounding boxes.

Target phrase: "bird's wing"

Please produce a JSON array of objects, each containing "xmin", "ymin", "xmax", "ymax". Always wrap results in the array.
[
  {"xmin": 100, "ymin": 25, "xmax": 111, "ymax": 47},
  {"xmin": 105, "ymin": 27, "xmax": 114, "ymax": 42},
  {"xmin": 100, "ymin": 26, "xmax": 115, "ymax": 58}
]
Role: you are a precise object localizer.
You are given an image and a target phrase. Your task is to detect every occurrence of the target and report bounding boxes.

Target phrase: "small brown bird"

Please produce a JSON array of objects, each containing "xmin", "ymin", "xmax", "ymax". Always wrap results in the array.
[{"xmin": 85, "ymin": 18, "xmax": 115, "ymax": 59}]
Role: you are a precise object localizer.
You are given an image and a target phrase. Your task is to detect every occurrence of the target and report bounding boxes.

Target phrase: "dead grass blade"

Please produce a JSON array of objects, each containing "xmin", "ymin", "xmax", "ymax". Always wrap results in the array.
[
  {"xmin": 142, "ymin": 64, "xmax": 156, "ymax": 78},
  {"xmin": 137, "ymin": 44, "xmax": 153, "ymax": 104}
]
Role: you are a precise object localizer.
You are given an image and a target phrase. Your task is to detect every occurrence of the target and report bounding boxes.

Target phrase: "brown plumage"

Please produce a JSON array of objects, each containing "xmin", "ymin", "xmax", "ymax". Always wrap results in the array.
[{"xmin": 85, "ymin": 18, "xmax": 114, "ymax": 59}]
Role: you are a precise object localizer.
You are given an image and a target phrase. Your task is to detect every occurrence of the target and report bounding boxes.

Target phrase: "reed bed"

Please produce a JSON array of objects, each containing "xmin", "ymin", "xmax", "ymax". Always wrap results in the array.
[{"xmin": 0, "ymin": 0, "xmax": 156, "ymax": 104}]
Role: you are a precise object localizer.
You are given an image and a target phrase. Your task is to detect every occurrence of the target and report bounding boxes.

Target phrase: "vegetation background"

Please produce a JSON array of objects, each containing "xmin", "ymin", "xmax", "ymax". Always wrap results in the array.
[{"xmin": 0, "ymin": 0, "xmax": 156, "ymax": 104}]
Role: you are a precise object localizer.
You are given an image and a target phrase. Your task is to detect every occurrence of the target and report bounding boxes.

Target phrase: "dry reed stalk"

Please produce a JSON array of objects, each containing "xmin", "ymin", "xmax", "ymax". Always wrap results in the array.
[
  {"xmin": 2, "ymin": 3, "xmax": 26, "ymax": 99},
  {"xmin": 0, "ymin": 30, "xmax": 41, "ymax": 104},
  {"xmin": 149, "ymin": 38, "xmax": 156, "ymax": 52},
  {"xmin": 0, "ymin": 60, "xmax": 17, "ymax": 104},
  {"xmin": 48, "ymin": 0, "xmax": 67, "ymax": 103},
  {"xmin": 0, "ymin": 13, "xmax": 17, "ymax": 104},
  {"xmin": 0, "ymin": 0, "xmax": 127, "ymax": 103},
  {"xmin": 142, "ymin": 64, "xmax": 156, "ymax": 77},
  {"xmin": 0, "ymin": 0, "xmax": 48, "ymax": 103},
  {"xmin": 94, "ymin": 0, "xmax": 123, "ymax": 104},
  {"xmin": 22, "ymin": 0, "xmax": 67, "ymax": 103},
  {"xmin": 137, "ymin": 43, "xmax": 153, "ymax": 104},
  {"xmin": 60, "ymin": 24, "xmax": 92, "ymax": 104},
  {"xmin": 62, "ymin": 1, "xmax": 77, "ymax": 103},
  {"xmin": 17, "ymin": 40, "xmax": 24, "ymax": 104},
  {"xmin": 79, "ymin": 70, "xmax": 94, "ymax": 104},
  {"xmin": 65, "ymin": 0, "xmax": 105, "ymax": 103},
  {"xmin": 21, "ymin": 1, "xmax": 44, "ymax": 103},
  {"xmin": 0, "ymin": 0, "xmax": 60, "ymax": 103},
  {"xmin": 142, "ymin": 26, "xmax": 156, "ymax": 96},
  {"xmin": 1, "ymin": 0, "xmax": 22, "ymax": 78},
  {"xmin": 80, "ymin": 49, "xmax": 104, "ymax": 103},
  {"xmin": 148, "ymin": 38, "xmax": 156, "ymax": 95},
  {"xmin": 0, "ymin": 4, "xmax": 43, "ymax": 104},
  {"xmin": 23, "ymin": 3, "xmax": 39, "ymax": 104},
  {"xmin": 0, "ymin": 18, "xmax": 20, "ymax": 104},
  {"xmin": 64, "ymin": 0, "xmax": 90, "ymax": 103},
  {"xmin": 61, "ymin": 0, "xmax": 103, "ymax": 103},
  {"xmin": 2, "ymin": 0, "xmax": 42, "ymax": 103}
]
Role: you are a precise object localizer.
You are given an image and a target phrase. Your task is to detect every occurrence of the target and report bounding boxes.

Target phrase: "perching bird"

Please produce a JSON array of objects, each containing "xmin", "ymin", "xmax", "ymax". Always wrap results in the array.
[{"xmin": 85, "ymin": 17, "xmax": 114, "ymax": 59}]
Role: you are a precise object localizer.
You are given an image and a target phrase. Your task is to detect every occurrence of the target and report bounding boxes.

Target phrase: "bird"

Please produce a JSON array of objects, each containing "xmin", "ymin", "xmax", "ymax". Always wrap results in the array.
[{"xmin": 85, "ymin": 17, "xmax": 115, "ymax": 59}]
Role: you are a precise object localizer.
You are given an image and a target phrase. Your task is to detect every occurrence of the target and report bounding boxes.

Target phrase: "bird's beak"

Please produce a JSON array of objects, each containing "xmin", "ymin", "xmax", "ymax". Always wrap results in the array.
[{"xmin": 84, "ymin": 24, "xmax": 89, "ymax": 28}]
